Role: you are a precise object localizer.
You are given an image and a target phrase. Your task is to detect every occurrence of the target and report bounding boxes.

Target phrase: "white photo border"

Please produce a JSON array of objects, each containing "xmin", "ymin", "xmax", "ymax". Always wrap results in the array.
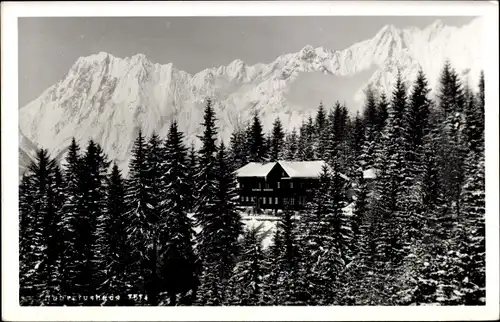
[{"xmin": 2, "ymin": 1, "xmax": 499, "ymax": 321}]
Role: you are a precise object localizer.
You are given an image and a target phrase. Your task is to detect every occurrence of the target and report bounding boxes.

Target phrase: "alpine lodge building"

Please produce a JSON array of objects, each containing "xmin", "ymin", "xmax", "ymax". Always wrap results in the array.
[{"xmin": 234, "ymin": 160, "xmax": 350, "ymax": 211}]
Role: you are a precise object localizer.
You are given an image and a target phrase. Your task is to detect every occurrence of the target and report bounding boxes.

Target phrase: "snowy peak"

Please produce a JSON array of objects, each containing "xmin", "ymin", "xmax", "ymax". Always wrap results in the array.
[{"xmin": 19, "ymin": 18, "xmax": 483, "ymax": 174}]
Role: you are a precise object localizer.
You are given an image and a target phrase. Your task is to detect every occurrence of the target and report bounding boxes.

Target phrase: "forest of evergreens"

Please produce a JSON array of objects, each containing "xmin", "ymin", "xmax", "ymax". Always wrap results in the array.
[{"xmin": 19, "ymin": 61, "xmax": 485, "ymax": 306}]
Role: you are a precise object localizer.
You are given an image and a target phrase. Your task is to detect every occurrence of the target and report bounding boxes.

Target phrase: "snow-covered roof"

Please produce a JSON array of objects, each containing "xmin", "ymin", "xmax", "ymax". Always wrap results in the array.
[
  {"xmin": 363, "ymin": 168, "xmax": 377, "ymax": 179},
  {"xmin": 235, "ymin": 160, "xmax": 349, "ymax": 181},
  {"xmin": 235, "ymin": 162, "xmax": 276, "ymax": 178},
  {"xmin": 278, "ymin": 161, "xmax": 325, "ymax": 179}
]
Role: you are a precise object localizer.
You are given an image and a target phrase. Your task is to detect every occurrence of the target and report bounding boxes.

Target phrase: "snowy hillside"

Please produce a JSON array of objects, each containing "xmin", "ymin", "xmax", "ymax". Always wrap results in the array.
[{"xmin": 19, "ymin": 18, "xmax": 483, "ymax": 174}]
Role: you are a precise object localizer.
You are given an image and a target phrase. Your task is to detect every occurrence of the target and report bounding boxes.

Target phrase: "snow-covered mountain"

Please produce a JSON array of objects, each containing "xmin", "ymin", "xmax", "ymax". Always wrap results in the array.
[{"xmin": 19, "ymin": 18, "xmax": 483, "ymax": 174}]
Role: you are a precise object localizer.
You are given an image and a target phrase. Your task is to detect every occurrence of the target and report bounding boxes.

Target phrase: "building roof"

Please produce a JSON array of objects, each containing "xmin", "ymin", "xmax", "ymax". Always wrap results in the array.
[
  {"xmin": 363, "ymin": 168, "xmax": 377, "ymax": 179},
  {"xmin": 235, "ymin": 160, "xmax": 349, "ymax": 181},
  {"xmin": 278, "ymin": 161, "xmax": 328, "ymax": 179},
  {"xmin": 235, "ymin": 162, "xmax": 276, "ymax": 178}
]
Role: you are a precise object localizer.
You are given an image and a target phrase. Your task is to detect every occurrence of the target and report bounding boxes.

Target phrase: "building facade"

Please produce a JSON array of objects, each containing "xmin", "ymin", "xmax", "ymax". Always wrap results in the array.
[{"xmin": 235, "ymin": 161, "xmax": 350, "ymax": 211}]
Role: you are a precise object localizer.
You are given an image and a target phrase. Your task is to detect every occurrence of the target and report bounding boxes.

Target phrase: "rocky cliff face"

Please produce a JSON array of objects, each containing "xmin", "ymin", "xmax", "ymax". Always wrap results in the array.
[{"xmin": 19, "ymin": 18, "xmax": 483, "ymax": 174}]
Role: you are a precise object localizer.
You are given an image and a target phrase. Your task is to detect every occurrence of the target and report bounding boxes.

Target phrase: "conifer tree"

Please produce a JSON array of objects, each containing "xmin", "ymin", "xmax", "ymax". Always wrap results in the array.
[
  {"xmin": 377, "ymin": 92, "xmax": 389, "ymax": 131},
  {"xmin": 314, "ymin": 102, "xmax": 329, "ymax": 160},
  {"xmin": 301, "ymin": 164, "xmax": 345, "ymax": 304},
  {"xmin": 123, "ymin": 129, "xmax": 151, "ymax": 304},
  {"xmin": 352, "ymin": 111, "xmax": 365, "ymax": 152},
  {"xmin": 197, "ymin": 141, "xmax": 244, "ymax": 305},
  {"xmin": 275, "ymin": 209, "xmax": 310, "ymax": 305},
  {"xmin": 351, "ymin": 173, "xmax": 368, "ymax": 259},
  {"xmin": 463, "ymin": 90, "xmax": 484, "ymax": 154},
  {"xmin": 186, "ymin": 143, "xmax": 198, "ymax": 212},
  {"xmin": 229, "ymin": 126, "xmax": 249, "ymax": 171},
  {"xmin": 19, "ymin": 149, "xmax": 60, "ymax": 305},
  {"xmin": 477, "ymin": 70, "xmax": 485, "ymax": 116},
  {"xmin": 215, "ymin": 141, "xmax": 244, "ymax": 272},
  {"xmin": 19, "ymin": 173, "xmax": 35, "ymax": 304},
  {"xmin": 101, "ymin": 163, "xmax": 130, "ymax": 304},
  {"xmin": 457, "ymin": 150, "xmax": 485, "ymax": 304},
  {"xmin": 73, "ymin": 140, "xmax": 110, "ymax": 303},
  {"xmin": 360, "ymin": 88, "xmax": 380, "ymax": 169},
  {"xmin": 382, "ymin": 69, "xmax": 412, "ymax": 207},
  {"xmin": 159, "ymin": 122, "xmax": 198, "ymax": 306},
  {"xmin": 59, "ymin": 138, "xmax": 86, "ymax": 303},
  {"xmin": 363, "ymin": 86, "xmax": 379, "ymax": 129},
  {"xmin": 269, "ymin": 117, "xmax": 285, "ymax": 161},
  {"xmin": 437, "ymin": 61, "xmax": 467, "ymax": 215},
  {"xmin": 284, "ymin": 128, "xmax": 299, "ymax": 161},
  {"xmin": 315, "ymin": 101, "xmax": 328, "ymax": 134},
  {"xmin": 195, "ymin": 97, "xmax": 219, "ymax": 257},
  {"xmin": 407, "ymin": 69, "xmax": 432, "ymax": 152},
  {"xmin": 194, "ymin": 98, "xmax": 226, "ymax": 304},
  {"xmin": 438, "ymin": 60, "xmax": 465, "ymax": 121},
  {"xmin": 248, "ymin": 112, "xmax": 267, "ymax": 163},
  {"xmin": 227, "ymin": 228, "xmax": 265, "ymax": 305}
]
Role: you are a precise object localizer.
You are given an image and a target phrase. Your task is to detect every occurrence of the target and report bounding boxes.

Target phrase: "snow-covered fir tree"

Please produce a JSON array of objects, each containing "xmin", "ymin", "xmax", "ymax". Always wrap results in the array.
[
  {"xmin": 226, "ymin": 227, "xmax": 266, "ymax": 305},
  {"xmin": 284, "ymin": 128, "xmax": 299, "ymax": 161},
  {"xmin": 158, "ymin": 122, "xmax": 198, "ymax": 306},
  {"xmin": 58, "ymin": 138, "xmax": 85, "ymax": 304},
  {"xmin": 248, "ymin": 112, "xmax": 268, "ymax": 163},
  {"xmin": 269, "ymin": 117, "xmax": 285, "ymax": 162},
  {"xmin": 101, "ymin": 163, "xmax": 131, "ymax": 305},
  {"xmin": 19, "ymin": 149, "xmax": 61, "ymax": 305},
  {"xmin": 123, "ymin": 129, "xmax": 152, "ymax": 304}
]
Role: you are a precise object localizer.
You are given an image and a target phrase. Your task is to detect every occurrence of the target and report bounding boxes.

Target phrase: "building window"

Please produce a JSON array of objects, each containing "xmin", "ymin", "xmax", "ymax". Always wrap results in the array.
[
  {"xmin": 290, "ymin": 182, "xmax": 294, "ymax": 189},
  {"xmin": 268, "ymin": 197, "xmax": 272, "ymax": 204},
  {"xmin": 277, "ymin": 181, "xmax": 280, "ymax": 189},
  {"xmin": 263, "ymin": 197, "xmax": 266, "ymax": 205},
  {"xmin": 275, "ymin": 197, "xmax": 278, "ymax": 204}
]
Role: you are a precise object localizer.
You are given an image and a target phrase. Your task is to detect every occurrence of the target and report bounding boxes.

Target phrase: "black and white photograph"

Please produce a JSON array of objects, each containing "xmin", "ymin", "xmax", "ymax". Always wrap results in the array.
[{"xmin": 2, "ymin": 1, "xmax": 499, "ymax": 321}]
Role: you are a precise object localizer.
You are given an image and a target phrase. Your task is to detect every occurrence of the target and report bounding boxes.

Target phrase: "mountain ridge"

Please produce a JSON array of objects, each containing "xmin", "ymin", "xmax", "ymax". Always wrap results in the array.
[{"xmin": 19, "ymin": 17, "xmax": 483, "ymax": 175}]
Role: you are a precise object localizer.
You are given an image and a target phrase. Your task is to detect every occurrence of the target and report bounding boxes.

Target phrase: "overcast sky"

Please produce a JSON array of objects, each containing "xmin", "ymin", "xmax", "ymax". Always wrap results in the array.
[{"xmin": 18, "ymin": 16, "xmax": 475, "ymax": 106}]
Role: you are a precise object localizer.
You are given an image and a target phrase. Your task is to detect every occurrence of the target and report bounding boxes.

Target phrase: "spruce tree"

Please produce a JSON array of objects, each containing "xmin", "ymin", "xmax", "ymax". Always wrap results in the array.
[
  {"xmin": 215, "ymin": 142, "xmax": 244, "ymax": 275},
  {"xmin": 159, "ymin": 122, "xmax": 198, "ymax": 306},
  {"xmin": 360, "ymin": 87, "xmax": 380, "ymax": 170},
  {"xmin": 59, "ymin": 138, "xmax": 85, "ymax": 303},
  {"xmin": 186, "ymin": 143, "xmax": 199, "ymax": 213},
  {"xmin": 284, "ymin": 129, "xmax": 299, "ymax": 161},
  {"xmin": 315, "ymin": 101, "xmax": 328, "ymax": 134},
  {"xmin": 197, "ymin": 141, "xmax": 244, "ymax": 305},
  {"xmin": 377, "ymin": 92, "xmax": 389, "ymax": 131},
  {"xmin": 407, "ymin": 69, "xmax": 432, "ymax": 152},
  {"xmin": 19, "ymin": 149, "xmax": 60, "ymax": 305},
  {"xmin": 275, "ymin": 209, "xmax": 309, "ymax": 305},
  {"xmin": 352, "ymin": 111, "xmax": 365, "ymax": 154},
  {"xmin": 101, "ymin": 163, "xmax": 130, "ymax": 305},
  {"xmin": 457, "ymin": 150, "xmax": 485, "ymax": 304},
  {"xmin": 301, "ymin": 164, "xmax": 346, "ymax": 304},
  {"xmin": 463, "ymin": 90, "xmax": 484, "ymax": 154},
  {"xmin": 123, "ymin": 129, "xmax": 151, "ymax": 304},
  {"xmin": 269, "ymin": 117, "xmax": 285, "ymax": 161},
  {"xmin": 229, "ymin": 126, "xmax": 249, "ymax": 171},
  {"xmin": 194, "ymin": 98, "xmax": 223, "ymax": 304},
  {"xmin": 477, "ymin": 70, "xmax": 485, "ymax": 116},
  {"xmin": 77, "ymin": 140, "xmax": 110, "ymax": 303},
  {"xmin": 363, "ymin": 86, "xmax": 379, "ymax": 130},
  {"xmin": 19, "ymin": 173, "xmax": 35, "ymax": 304},
  {"xmin": 314, "ymin": 102, "xmax": 329, "ymax": 160},
  {"xmin": 351, "ymin": 172, "xmax": 368, "ymax": 259},
  {"xmin": 226, "ymin": 228, "xmax": 265, "ymax": 305},
  {"xmin": 248, "ymin": 112, "xmax": 267, "ymax": 163}
]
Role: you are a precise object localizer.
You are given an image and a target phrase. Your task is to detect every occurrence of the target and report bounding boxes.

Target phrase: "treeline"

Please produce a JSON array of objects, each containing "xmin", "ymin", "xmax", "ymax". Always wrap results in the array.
[{"xmin": 19, "ymin": 61, "xmax": 485, "ymax": 306}]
